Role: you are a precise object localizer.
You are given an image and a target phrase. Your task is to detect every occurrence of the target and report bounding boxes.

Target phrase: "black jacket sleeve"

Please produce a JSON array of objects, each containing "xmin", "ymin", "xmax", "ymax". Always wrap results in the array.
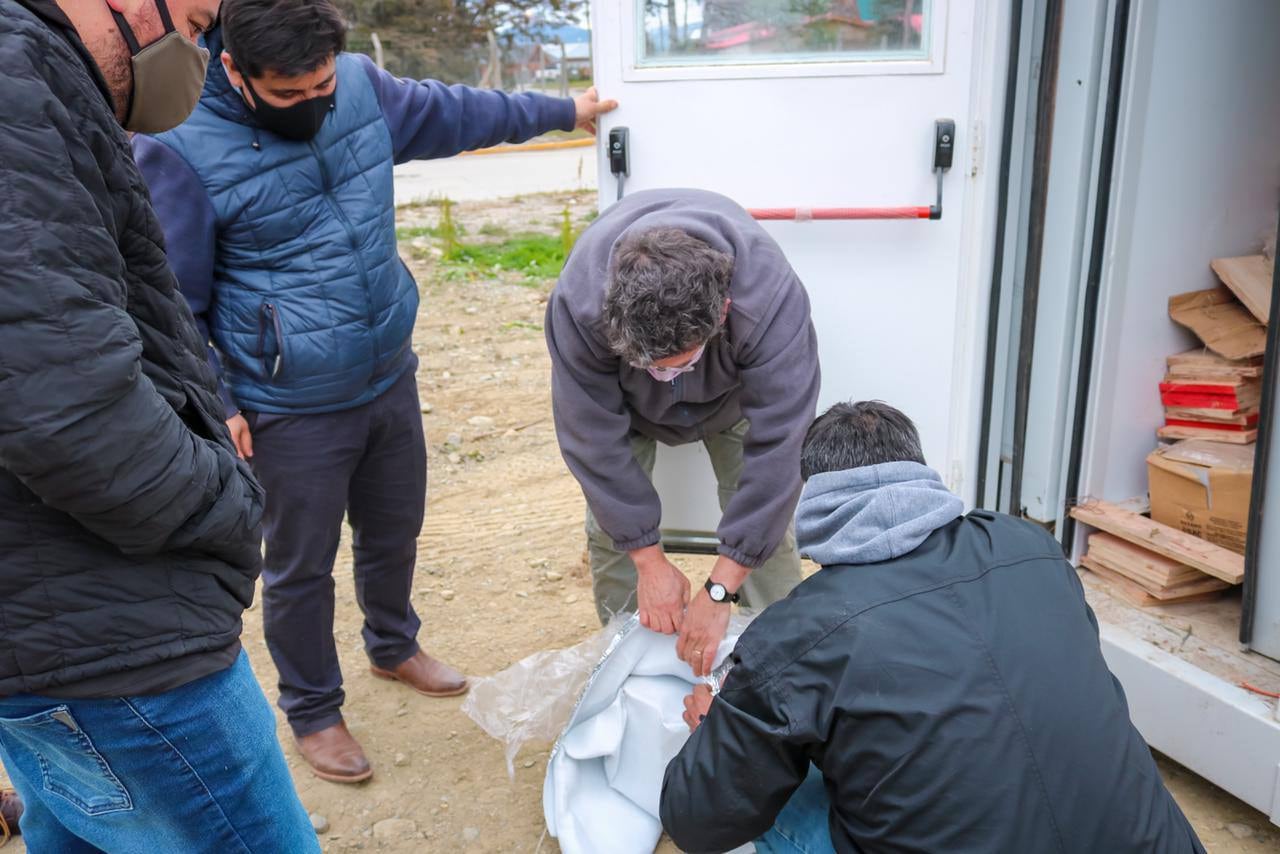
[
  {"xmin": 0, "ymin": 79, "xmax": 261, "ymax": 564},
  {"xmin": 659, "ymin": 667, "xmax": 815, "ymax": 853}
]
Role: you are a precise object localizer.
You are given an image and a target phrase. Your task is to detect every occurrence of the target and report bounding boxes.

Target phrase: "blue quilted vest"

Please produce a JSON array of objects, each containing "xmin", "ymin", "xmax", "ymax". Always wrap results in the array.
[{"xmin": 154, "ymin": 37, "xmax": 416, "ymax": 414}]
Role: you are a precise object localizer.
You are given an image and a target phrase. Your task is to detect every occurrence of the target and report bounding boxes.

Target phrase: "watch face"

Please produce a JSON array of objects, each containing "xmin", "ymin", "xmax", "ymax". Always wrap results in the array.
[{"xmin": 709, "ymin": 583, "xmax": 727, "ymax": 602}]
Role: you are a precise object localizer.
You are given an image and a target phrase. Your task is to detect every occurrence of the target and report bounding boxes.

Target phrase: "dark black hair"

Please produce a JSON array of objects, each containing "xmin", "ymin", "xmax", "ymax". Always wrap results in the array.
[
  {"xmin": 604, "ymin": 228, "xmax": 734, "ymax": 365},
  {"xmin": 800, "ymin": 401, "xmax": 926, "ymax": 480},
  {"xmin": 221, "ymin": 0, "xmax": 347, "ymax": 79}
]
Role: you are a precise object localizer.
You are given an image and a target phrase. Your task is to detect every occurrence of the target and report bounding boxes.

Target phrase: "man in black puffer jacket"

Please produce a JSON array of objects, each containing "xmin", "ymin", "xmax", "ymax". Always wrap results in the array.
[
  {"xmin": 661, "ymin": 401, "xmax": 1204, "ymax": 854},
  {"xmin": 0, "ymin": 1, "xmax": 315, "ymax": 850}
]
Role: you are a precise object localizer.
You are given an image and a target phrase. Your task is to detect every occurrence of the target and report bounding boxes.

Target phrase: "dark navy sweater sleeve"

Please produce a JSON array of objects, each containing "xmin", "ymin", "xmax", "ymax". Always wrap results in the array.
[
  {"xmin": 131, "ymin": 135, "xmax": 238, "ymax": 418},
  {"xmin": 356, "ymin": 54, "xmax": 577, "ymax": 165}
]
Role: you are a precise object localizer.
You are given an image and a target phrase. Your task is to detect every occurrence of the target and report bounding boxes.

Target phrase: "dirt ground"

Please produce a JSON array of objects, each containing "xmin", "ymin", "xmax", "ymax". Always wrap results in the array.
[{"xmin": 4, "ymin": 192, "xmax": 1280, "ymax": 853}]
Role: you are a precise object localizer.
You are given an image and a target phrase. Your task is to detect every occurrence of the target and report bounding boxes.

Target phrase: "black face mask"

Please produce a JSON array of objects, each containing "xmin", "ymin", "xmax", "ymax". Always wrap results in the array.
[{"xmin": 243, "ymin": 76, "xmax": 335, "ymax": 142}]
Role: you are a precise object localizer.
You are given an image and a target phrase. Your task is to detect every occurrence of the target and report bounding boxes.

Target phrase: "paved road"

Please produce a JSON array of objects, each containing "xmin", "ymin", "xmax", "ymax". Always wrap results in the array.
[{"xmin": 393, "ymin": 145, "xmax": 600, "ymax": 205}]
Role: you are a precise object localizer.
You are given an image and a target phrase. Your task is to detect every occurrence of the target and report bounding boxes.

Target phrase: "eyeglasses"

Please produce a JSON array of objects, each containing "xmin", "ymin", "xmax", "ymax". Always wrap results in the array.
[{"xmin": 633, "ymin": 344, "xmax": 706, "ymax": 382}]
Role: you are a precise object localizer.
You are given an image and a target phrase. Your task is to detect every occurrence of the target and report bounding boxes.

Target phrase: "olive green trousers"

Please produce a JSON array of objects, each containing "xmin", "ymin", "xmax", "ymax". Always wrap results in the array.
[{"xmin": 583, "ymin": 420, "xmax": 803, "ymax": 624}]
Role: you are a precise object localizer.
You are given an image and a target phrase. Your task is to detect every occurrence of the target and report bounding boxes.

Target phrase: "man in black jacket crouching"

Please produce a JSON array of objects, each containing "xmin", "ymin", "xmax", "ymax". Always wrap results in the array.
[
  {"xmin": 0, "ymin": 0, "xmax": 314, "ymax": 849},
  {"xmin": 660, "ymin": 401, "xmax": 1204, "ymax": 853}
]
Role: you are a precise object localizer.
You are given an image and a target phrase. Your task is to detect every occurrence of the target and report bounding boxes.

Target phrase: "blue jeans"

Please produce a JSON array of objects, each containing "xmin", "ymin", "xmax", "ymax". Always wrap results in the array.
[
  {"xmin": 0, "ymin": 651, "xmax": 318, "ymax": 853},
  {"xmin": 756, "ymin": 765, "xmax": 837, "ymax": 854}
]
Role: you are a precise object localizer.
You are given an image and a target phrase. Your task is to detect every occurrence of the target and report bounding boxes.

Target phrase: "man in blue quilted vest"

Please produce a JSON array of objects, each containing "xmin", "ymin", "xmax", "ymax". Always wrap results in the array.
[{"xmin": 133, "ymin": 0, "xmax": 616, "ymax": 783}]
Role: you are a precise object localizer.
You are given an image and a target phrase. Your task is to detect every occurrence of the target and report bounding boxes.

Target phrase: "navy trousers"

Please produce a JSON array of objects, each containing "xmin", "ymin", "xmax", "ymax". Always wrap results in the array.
[{"xmin": 246, "ymin": 369, "xmax": 426, "ymax": 737}]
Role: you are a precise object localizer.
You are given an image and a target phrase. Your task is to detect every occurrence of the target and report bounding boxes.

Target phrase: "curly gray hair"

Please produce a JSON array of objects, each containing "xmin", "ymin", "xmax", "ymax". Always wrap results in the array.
[{"xmin": 603, "ymin": 228, "xmax": 734, "ymax": 366}]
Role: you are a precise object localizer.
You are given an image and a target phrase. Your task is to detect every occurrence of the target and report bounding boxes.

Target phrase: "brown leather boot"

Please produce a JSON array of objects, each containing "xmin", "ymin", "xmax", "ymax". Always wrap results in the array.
[
  {"xmin": 0, "ymin": 788, "xmax": 22, "ymax": 845},
  {"xmin": 294, "ymin": 722, "xmax": 373, "ymax": 784},
  {"xmin": 370, "ymin": 650, "xmax": 468, "ymax": 698}
]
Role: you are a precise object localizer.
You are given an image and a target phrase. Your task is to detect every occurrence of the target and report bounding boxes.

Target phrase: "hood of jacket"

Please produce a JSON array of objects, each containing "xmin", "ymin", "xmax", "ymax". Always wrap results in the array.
[{"xmin": 796, "ymin": 461, "xmax": 965, "ymax": 566}]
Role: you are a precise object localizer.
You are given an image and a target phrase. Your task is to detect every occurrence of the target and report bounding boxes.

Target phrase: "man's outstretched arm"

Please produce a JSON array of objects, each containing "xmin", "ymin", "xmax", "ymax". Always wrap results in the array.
[{"xmin": 358, "ymin": 55, "xmax": 616, "ymax": 165}]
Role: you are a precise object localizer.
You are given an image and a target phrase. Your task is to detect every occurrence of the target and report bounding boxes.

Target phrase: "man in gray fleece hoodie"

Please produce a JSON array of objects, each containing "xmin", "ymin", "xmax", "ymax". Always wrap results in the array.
[
  {"xmin": 546, "ymin": 188, "xmax": 821, "ymax": 676},
  {"xmin": 661, "ymin": 401, "xmax": 1204, "ymax": 854}
]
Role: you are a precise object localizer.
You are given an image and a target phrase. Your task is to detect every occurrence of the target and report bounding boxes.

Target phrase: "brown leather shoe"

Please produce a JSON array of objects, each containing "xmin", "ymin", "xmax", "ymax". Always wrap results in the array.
[
  {"xmin": 294, "ymin": 722, "xmax": 373, "ymax": 784},
  {"xmin": 370, "ymin": 650, "xmax": 468, "ymax": 698},
  {"xmin": 0, "ymin": 788, "xmax": 22, "ymax": 844}
]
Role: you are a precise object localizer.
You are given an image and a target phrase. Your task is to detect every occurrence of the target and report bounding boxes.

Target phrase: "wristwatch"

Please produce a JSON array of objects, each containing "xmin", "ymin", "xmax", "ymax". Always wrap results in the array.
[{"xmin": 704, "ymin": 578, "xmax": 740, "ymax": 604}]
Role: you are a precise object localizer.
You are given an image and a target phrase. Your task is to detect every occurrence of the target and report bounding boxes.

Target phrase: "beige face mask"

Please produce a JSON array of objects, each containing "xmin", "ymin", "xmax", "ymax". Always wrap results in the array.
[{"xmin": 109, "ymin": 1, "xmax": 210, "ymax": 134}]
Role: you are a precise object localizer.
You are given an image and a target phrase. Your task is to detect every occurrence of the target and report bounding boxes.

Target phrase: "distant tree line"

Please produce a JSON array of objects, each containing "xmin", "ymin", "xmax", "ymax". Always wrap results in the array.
[{"xmin": 333, "ymin": 0, "xmax": 585, "ymax": 84}]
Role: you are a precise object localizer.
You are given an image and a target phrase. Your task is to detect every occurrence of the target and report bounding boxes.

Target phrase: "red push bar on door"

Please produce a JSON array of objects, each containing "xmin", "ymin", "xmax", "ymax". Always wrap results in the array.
[
  {"xmin": 748, "ymin": 119, "xmax": 955, "ymax": 222},
  {"xmin": 748, "ymin": 205, "xmax": 934, "ymax": 221}
]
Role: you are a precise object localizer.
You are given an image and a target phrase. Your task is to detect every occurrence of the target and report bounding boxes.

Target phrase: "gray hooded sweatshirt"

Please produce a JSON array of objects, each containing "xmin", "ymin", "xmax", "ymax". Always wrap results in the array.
[
  {"xmin": 546, "ymin": 189, "xmax": 820, "ymax": 567},
  {"xmin": 796, "ymin": 461, "xmax": 965, "ymax": 565}
]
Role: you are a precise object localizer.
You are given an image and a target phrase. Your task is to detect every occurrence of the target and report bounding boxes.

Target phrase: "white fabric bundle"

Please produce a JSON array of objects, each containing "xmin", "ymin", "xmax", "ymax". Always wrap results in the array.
[{"xmin": 543, "ymin": 617, "xmax": 744, "ymax": 854}]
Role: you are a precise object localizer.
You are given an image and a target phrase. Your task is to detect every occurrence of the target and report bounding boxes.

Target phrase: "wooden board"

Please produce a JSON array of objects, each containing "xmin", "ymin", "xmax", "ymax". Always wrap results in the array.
[
  {"xmin": 1212, "ymin": 255, "xmax": 1273, "ymax": 325},
  {"xmin": 1158, "ymin": 424, "xmax": 1258, "ymax": 444},
  {"xmin": 1168, "ymin": 287, "xmax": 1267, "ymax": 360},
  {"xmin": 1084, "ymin": 542, "xmax": 1228, "ymax": 598},
  {"xmin": 1166, "ymin": 348, "xmax": 1263, "ymax": 380},
  {"xmin": 1087, "ymin": 533, "xmax": 1206, "ymax": 588},
  {"xmin": 1112, "ymin": 495, "xmax": 1152, "ymax": 516},
  {"xmin": 1159, "ymin": 378, "xmax": 1260, "ymax": 411},
  {"xmin": 1163, "ymin": 406, "xmax": 1258, "ymax": 424},
  {"xmin": 1157, "ymin": 572, "xmax": 1235, "ymax": 599},
  {"xmin": 1087, "ymin": 555, "xmax": 1228, "ymax": 601},
  {"xmin": 1080, "ymin": 557, "xmax": 1227, "ymax": 607},
  {"xmin": 1069, "ymin": 500, "xmax": 1245, "ymax": 584}
]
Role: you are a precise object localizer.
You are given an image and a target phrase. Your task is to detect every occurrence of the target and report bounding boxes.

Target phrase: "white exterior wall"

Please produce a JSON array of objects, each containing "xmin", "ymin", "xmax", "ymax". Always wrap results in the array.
[{"xmin": 589, "ymin": 1, "xmax": 1012, "ymax": 533}]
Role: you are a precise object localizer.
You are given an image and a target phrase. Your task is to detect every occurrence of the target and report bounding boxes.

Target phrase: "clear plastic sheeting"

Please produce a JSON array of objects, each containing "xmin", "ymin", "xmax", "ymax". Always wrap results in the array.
[{"xmin": 461, "ymin": 613, "xmax": 631, "ymax": 777}]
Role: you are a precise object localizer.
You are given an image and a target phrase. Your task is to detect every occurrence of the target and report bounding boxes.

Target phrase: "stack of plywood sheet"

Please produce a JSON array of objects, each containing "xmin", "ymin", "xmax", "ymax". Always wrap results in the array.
[
  {"xmin": 1158, "ymin": 367, "xmax": 1260, "ymax": 444},
  {"xmin": 1070, "ymin": 500, "xmax": 1242, "ymax": 607},
  {"xmin": 1080, "ymin": 533, "xmax": 1230, "ymax": 605},
  {"xmin": 1166, "ymin": 348, "xmax": 1263, "ymax": 382},
  {"xmin": 1162, "ymin": 255, "xmax": 1271, "ymax": 444},
  {"xmin": 1211, "ymin": 255, "xmax": 1272, "ymax": 325}
]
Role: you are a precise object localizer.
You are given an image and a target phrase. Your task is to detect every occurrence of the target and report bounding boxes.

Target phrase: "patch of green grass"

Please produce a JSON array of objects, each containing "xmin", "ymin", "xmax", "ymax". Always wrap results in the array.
[
  {"xmin": 439, "ymin": 198, "xmax": 463, "ymax": 260},
  {"xmin": 582, "ymin": 209, "xmax": 599, "ymax": 223},
  {"xmin": 411, "ymin": 196, "xmax": 579, "ymax": 286},
  {"xmin": 445, "ymin": 233, "xmax": 568, "ymax": 283},
  {"xmin": 396, "ymin": 224, "xmax": 443, "ymax": 241},
  {"xmin": 559, "ymin": 206, "xmax": 576, "ymax": 257},
  {"xmin": 503, "ymin": 320, "xmax": 543, "ymax": 332}
]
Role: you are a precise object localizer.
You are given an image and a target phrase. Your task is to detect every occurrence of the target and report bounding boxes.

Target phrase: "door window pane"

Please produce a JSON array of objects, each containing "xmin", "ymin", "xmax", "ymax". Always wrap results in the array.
[{"xmin": 638, "ymin": 0, "xmax": 931, "ymax": 67}]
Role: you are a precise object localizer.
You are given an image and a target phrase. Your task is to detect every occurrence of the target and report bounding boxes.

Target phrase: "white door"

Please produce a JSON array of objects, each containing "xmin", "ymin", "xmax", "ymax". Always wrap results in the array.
[{"xmin": 589, "ymin": 0, "xmax": 1011, "ymax": 540}]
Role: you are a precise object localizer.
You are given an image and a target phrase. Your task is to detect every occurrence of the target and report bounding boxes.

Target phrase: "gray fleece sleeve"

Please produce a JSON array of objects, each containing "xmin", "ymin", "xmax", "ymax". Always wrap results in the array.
[
  {"xmin": 718, "ymin": 280, "xmax": 821, "ymax": 567},
  {"xmin": 546, "ymin": 290, "xmax": 663, "ymax": 551}
]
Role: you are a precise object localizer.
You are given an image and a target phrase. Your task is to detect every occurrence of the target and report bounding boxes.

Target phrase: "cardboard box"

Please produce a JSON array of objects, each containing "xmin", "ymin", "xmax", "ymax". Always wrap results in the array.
[{"xmin": 1147, "ymin": 440, "xmax": 1255, "ymax": 554}]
